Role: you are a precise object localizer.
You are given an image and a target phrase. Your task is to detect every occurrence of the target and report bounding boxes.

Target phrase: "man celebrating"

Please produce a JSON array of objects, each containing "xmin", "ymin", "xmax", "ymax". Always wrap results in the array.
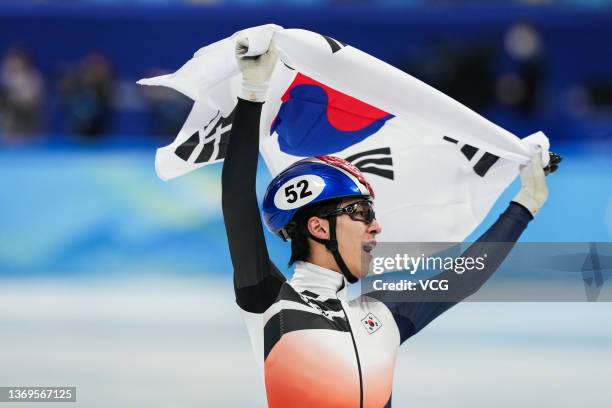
[{"xmin": 222, "ymin": 38, "xmax": 558, "ymax": 408}]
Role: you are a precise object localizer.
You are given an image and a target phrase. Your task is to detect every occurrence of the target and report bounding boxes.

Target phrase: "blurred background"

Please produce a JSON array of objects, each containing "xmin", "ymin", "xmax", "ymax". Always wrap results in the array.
[{"xmin": 1, "ymin": 0, "xmax": 611, "ymax": 407}]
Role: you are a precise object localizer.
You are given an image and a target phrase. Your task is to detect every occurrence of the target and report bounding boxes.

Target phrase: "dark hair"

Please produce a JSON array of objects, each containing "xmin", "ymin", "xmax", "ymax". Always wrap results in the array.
[{"xmin": 286, "ymin": 199, "xmax": 341, "ymax": 266}]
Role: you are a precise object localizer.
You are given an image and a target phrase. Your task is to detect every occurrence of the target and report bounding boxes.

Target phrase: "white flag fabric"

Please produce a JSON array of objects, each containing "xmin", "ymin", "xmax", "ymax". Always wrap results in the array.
[{"xmin": 138, "ymin": 24, "xmax": 550, "ymax": 242}]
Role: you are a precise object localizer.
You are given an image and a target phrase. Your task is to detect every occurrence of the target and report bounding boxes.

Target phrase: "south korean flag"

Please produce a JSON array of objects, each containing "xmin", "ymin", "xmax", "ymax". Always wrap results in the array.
[
  {"xmin": 361, "ymin": 312, "xmax": 382, "ymax": 334},
  {"xmin": 139, "ymin": 24, "xmax": 550, "ymax": 244}
]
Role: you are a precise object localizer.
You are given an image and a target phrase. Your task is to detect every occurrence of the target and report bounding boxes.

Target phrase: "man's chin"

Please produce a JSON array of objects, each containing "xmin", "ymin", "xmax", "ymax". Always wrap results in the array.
[{"xmin": 350, "ymin": 263, "xmax": 369, "ymax": 281}]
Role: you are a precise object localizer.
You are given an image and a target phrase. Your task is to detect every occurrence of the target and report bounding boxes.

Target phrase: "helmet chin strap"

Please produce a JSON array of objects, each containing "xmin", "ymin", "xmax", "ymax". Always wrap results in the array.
[{"xmin": 308, "ymin": 216, "xmax": 359, "ymax": 284}]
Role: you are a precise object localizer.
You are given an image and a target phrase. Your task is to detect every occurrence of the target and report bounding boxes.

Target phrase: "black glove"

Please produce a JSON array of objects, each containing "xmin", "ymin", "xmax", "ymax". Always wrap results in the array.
[{"xmin": 544, "ymin": 152, "xmax": 562, "ymax": 176}]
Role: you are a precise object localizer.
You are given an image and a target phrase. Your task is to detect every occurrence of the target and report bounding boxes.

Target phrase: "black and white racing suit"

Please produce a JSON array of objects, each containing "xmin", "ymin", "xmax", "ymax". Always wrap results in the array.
[{"xmin": 221, "ymin": 98, "xmax": 533, "ymax": 408}]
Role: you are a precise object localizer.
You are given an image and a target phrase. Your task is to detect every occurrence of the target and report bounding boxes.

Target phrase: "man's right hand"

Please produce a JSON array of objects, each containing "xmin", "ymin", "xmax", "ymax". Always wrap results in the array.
[{"xmin": 235, "ymin": 36, "xmax": 277, "ymax": 102}]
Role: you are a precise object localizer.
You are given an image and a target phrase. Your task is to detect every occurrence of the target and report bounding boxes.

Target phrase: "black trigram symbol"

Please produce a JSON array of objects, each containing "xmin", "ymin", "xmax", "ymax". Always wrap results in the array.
[
  {"xmin": 174, "ymin": 107, "xmax": 236, "ymax": 164},
  {"xmin": 321, "ymin": 35, "xmax": 347, "ymax": 54},
  {"xmin": 345, "ymin": 147, "xmax": 394, "ymax": 180},
  {"xmin": 442, "ymin": 136, "xmax": 499, "ymax": 177}
]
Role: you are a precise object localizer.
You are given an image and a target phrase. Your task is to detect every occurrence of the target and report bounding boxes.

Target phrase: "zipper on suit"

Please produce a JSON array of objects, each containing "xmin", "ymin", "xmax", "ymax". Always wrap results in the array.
[{"xmin": 339, "ymin": 300, "xmax": 363, "ymax": 408}]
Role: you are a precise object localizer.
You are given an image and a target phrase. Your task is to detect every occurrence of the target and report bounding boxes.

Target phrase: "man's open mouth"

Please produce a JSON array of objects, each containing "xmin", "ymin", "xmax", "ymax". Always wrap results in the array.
[{"xmin": 362, "ymin": 242, "xmax": 376, "ymax": 253}]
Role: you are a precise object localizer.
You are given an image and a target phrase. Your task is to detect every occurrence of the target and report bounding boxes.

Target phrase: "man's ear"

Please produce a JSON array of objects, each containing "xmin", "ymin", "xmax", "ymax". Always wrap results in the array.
[{"xmin": 307, "ymin": 216, "xmax": 329, "ymax": 240}]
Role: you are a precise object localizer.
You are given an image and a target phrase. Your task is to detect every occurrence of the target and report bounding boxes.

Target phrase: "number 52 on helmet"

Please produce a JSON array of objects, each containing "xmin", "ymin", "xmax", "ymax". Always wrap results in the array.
[{"xmin": 262, "ymin": 156, "xmax": 375, "ymax": 241}]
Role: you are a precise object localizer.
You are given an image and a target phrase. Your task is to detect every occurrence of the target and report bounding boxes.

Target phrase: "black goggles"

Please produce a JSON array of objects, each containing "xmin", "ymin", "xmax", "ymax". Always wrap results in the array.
[{"xmin": 322, "ymin": 200, "xmax": 376, "ymax": 225}]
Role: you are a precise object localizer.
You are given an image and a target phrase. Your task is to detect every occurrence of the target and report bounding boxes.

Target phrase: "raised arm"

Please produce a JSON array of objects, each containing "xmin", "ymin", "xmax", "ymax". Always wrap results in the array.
[
  {"xmin": 221, "ymin": 38, "xmax": 285, "ymax": 314},
  {"xmin": 370, "ymin": 152, "xmax": 559, "ymax": 343}
]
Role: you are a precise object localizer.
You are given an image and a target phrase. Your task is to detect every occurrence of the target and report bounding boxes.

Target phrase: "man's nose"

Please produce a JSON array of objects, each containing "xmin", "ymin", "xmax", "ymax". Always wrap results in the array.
[{"xmin": 368, "ymin": 219, "xmax": 382, "ymax": 235}]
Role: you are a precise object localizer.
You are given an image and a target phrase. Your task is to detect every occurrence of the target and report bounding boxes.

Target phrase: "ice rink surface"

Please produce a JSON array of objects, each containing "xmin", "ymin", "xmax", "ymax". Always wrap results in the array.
[{"xmin": 1, "ymin": 278, "xmax": 610, "ymax": 408}]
